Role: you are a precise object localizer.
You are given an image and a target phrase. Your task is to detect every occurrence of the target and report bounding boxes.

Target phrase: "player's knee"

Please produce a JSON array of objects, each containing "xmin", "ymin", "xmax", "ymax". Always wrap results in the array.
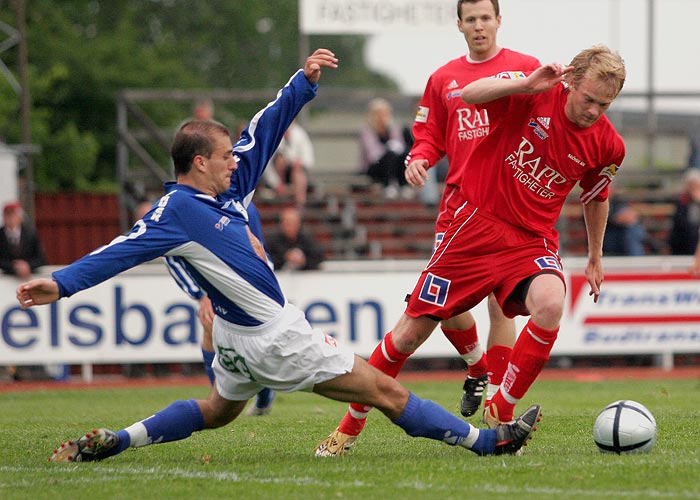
[{"xmin": 531, "ymin": 295, "xmax": 564, "ymax": 325}]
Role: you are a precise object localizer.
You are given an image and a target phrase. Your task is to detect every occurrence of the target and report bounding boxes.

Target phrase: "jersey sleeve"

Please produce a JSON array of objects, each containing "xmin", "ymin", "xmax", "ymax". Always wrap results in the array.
[
  {"xmin": 579, "ymin": 138, "xmax": 626, "ymax": 204},
  {"xmin": 52, "ymin": 195, "xmax": 188, "ymax": 298},
  {"xmin": 165, "ymin": 256, "xmax": 204, "ymax": 300},
  {"xmin": 232, "ymin": 70, "xmax": 318, "ymax": 199},
  {"xmin": 407, "ymin": 72, "xmax": 447, "ymax": 168}
]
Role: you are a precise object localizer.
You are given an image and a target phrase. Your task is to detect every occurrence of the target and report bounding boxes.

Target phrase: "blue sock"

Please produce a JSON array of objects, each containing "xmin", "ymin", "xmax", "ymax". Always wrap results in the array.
[
  {"xmin": 392, "ymin": 393, "xmax": 496, "ymax": 455},
  {"xmin": 201, "ymin": 348, "xmax": 216, "ymax": 385},
  {"xmin": 141, "ymin": 399, "xmax": 205, "ymax": 444},
  {"xmin": 255, "ymin": 387, "xmax": 275, "ymax": 408},
  {"xmin": 471, "ymin": 427, "xmax": 497, "ymax": 456},
  {"xmin": 111, "ymin": 430, "xmax": 132, "ymax": 456}
]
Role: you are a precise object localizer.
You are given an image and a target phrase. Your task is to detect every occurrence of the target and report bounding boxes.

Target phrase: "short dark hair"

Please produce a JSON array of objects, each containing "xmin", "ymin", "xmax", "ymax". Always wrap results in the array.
[
  {"xmin": 457, "ymin": 0, "xmax": 500, "ymax": 19},
  {"xmin": 171, "ymin": 120, "xmax": 230, "ymax": 176}
]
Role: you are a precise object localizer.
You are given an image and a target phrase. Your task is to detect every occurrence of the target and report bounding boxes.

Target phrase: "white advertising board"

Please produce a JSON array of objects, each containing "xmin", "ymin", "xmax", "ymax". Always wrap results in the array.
[{"xmin": 0, "ymin": 257, "xmax": 697, "ymax": 365}]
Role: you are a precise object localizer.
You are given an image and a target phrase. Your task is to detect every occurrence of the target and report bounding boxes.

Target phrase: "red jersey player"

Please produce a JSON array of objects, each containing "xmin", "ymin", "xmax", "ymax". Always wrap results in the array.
[
  {"xmin": 414, "ymin": 45, "xmax": 625, "ymax": 428},
  {"xmin": 317, "ymin": 44, "xmax": 625, "ymax": 456},
  {"xmin": 316, "ymin": 0, "xmax": 540, "ymax": 456}
]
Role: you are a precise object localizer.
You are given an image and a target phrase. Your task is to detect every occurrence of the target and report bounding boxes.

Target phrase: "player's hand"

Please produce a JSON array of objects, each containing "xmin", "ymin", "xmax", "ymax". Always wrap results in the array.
[
  {"xmin": 16, "ymin": 278, "xmax": 60, "ymax": 309},
  {"xmin": 405, "ymin": 159, "xmax": 430, "ymax": 187},
  {"xmin": 585, "ymin": 259, "xmax": 604, "ymax": 303},
  {"xmin": 525, "ymin": 63, "xmax": 573, "ymax": 94},
  {"xmin": 304, "ymin": 48, "xmax": 338, "ymax": 84},
  {"xmin": 198, "ymin": 295, "xmax": 215, "ymax": 334}
]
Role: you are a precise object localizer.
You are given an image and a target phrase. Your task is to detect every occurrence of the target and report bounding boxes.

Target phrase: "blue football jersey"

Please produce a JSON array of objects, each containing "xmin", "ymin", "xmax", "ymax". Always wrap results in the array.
[{"xmin": 53, "ymin": 69, "xmax": 316, "ymax": 327}]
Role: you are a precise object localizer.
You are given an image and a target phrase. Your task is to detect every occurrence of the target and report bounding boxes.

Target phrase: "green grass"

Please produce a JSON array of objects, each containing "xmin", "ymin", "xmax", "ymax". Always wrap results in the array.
[{"xmin": 0, "ymin": 377, "xmax": 699, "ymax": 500}]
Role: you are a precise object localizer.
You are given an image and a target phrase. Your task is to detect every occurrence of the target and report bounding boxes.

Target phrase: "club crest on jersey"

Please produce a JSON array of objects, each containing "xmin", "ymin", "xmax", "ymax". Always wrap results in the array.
[
  {"xmin": 534, "ymin": 256, "xmax": 563, "ymax": 272},
  {"xmin": 215, "ymin": 216, "xmax": 230, "ymax": 231},
  {"xmin": 528, "ymin": 119, "xmax": 549, "ymax": 140},
  {"xmin": 414, "ymin": 105, "xmax": 429, "ymax": 123},
  {"xmin": 495, "ymin": 71, "xmax": 527, "ymax": 80},
  {"xmin": 600, "ymin": 163, "xmax": 619, "ymax": 179},
  {"xmin": 419, "ymin": 273, "xmax": 451, "ymax": 306}
]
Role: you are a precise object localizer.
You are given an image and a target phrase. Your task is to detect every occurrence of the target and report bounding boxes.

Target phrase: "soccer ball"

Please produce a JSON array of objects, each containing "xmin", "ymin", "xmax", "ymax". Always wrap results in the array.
[{"xmin": 593, "ymin": 400, "xmax": 657, "ymax": 454}]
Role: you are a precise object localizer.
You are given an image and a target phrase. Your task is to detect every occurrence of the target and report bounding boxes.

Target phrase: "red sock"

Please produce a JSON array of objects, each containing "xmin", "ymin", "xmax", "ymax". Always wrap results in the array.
[
  {"xmin": 490, "ymin": 319, "xmax": 558, "ymax": 422},
  {"xmin": 442, "ymin": 326, "xmax": 487, "ymax": 378},
  {"xmin": 485, "ymin": 344, "xmax": 512, "ymax": 405},
  {"xmin": 486, "ymin": 344, "xmax": 512, "ymax": 387},
  {"xmin": 338, "ymin": 332, "xmax": 413, "ymax": 436}
]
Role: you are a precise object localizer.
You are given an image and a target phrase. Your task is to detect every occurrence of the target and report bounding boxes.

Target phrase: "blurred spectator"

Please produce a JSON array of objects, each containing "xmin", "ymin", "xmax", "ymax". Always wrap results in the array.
[
  {"xmin": 0, "ymin": 201, "xmax": 55, "ymax": 380},
  {"xmin": 669, "ymin": 169, "xmax": 700, "ymax": 255},
  {"xmin": 0, "ymin": 201, "xmax": 46, "ymax": 279},
  {"xmin": 266, "ymin": 206, "xmax": 323, "ymax": 271},
  {"xmin": 264, "ymin": 120, "xmax": 314, "ymax": 208},
  {"xmin": 192, "ymin": 98, "xmax": 215, "ymax": 121},
  {"xmin": 603, "ymin": 187, "xmax": 647, "ymax": 256},
  {"xmin": 359, "ymin": 98, "xmax": 410, "ymax": 199}
]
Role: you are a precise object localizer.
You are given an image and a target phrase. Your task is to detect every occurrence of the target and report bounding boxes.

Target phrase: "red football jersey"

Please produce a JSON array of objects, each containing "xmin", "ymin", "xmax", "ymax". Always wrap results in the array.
[
  {"xmin": 408, "ymin": 49, "xmax": 541, "ymax": 192},
  {"xmin": 460, "ymin": 82, "xmax": 626, "ymax": 243}
]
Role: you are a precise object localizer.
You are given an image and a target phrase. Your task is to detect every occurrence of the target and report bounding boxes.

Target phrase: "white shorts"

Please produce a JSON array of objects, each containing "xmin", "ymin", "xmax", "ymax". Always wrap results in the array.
[{"xmin": 212, "ymin": 302, "xmax": 355, "ymax": 401}]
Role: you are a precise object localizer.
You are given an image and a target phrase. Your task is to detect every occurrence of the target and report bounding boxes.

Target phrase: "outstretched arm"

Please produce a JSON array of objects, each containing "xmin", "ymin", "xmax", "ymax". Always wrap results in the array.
[
  {"xmin": 461, "ymin": 63, "xmax": 573, "ymax": 104},
  {"xmin": 303, "ymin": 48, "xmax": 338, "ymax": 84}
]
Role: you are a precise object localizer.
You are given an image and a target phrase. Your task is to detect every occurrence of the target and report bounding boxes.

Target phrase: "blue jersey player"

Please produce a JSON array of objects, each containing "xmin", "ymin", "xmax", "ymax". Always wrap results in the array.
[
  {"xmin": 17, "ymin": 48, "xmax": 539, "ymax": 461},
  {"xmin": 164, "ymin": 201, "xmax": 275, "ymax": 415}
]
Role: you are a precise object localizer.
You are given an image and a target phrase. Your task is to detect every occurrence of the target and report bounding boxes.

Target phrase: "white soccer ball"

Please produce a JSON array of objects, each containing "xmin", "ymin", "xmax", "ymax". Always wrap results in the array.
[{"xmin": 593, "ymin": 400, "xmax": 657, "ymax": 454}]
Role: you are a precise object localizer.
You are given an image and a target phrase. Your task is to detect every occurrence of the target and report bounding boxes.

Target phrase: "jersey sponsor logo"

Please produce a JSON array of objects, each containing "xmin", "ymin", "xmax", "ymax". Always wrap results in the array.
[
  {"xmin": 537, "ymin": 116, "xmax": 551, "ymax": 129},
  {"xmin": 600, "ymin": 163, "xmax": 619, "ymax": 179},
  {"xmin": 446, "ymin": 90, "xmax": 461, "ymax": 100},
  {"xmin": 447, "ymin": 79, "xmax": 459, "ymax": 89},
  {"xmin": 528, "ymin": 119, "xmax": 549, "ymax": 140},
  {"xmin": 495, "ymin": 71, "xmax": 527, "ymax": 80},
  {"xmin": 567, "ymin": 153, "xmax": 586, "ymax": 167},
  {"xmin": 456, "ymin": 107, "xmax": 489, "ymax": 141},
  {"xmin": 505, "ymin": 136, "xmax": 567, "ymax": 200},
  {"xmin": 414, "ymin": 105, "xmax": 429, "ymax": 123},
  {"xmin": 535, "ymin": 255, "xmax": 563, "ymax": 272},
  {"xmin": 419, "ymin": 272, "xmax": 451, "ymax": 307},
  {"xmin": 215, "ymin": 216, "xmax": 230, "ymax": 231}
]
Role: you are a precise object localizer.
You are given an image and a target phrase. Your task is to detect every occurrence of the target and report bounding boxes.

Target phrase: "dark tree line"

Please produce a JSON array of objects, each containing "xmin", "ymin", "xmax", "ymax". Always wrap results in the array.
[{"xmin": 0, "ymin": 0, "xmax": 395, "ymax": 191}]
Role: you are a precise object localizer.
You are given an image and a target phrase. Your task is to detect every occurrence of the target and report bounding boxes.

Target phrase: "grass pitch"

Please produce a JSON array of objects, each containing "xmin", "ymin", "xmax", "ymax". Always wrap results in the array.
[{"xmin": 0, "ymin": 375, "xmax": 698, "ymax": 500}]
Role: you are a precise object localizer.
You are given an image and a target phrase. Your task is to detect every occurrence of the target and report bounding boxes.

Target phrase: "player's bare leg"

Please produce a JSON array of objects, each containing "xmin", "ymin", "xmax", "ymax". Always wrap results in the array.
[{"xmin": 486, "ymin": 274, "xmax": 563, "ymax": 427}]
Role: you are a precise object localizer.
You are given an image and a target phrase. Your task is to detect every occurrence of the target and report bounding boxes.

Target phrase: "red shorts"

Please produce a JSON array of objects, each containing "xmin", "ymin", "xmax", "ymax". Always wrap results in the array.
[
  {"xmin": 406, "ymin": 203, "xmax": 565, "ymax": 320},
  {"xmin": 433, "ymin": 184, "xmax": 463, "ymax": 250}
]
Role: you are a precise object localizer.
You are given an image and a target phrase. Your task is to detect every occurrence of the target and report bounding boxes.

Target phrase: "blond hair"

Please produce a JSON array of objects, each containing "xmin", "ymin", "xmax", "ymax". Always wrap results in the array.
[{"xmin": 567, "ymin": 45, "xmax": 626, "ymax": 98}]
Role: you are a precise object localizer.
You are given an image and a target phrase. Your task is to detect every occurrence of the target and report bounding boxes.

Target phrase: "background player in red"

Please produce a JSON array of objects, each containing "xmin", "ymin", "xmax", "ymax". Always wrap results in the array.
[{"xmin": 316, "ymin": 0, "xmax": 540, "ymax": 456}]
